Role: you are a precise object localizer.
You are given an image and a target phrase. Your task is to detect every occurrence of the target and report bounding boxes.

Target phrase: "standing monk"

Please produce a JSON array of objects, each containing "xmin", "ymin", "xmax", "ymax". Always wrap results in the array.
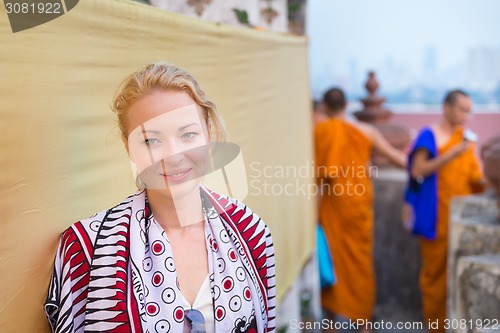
[
  {"xmin": 313, "ymin": 99, "xmax": 328, "ymax": 127},
  {"xmin": 406, "ymin": 90, "xmax": 484, "ymax": 333},
  {"xmin": 315, "ymin": 88, "xmax": 406, "ymax": 328}
]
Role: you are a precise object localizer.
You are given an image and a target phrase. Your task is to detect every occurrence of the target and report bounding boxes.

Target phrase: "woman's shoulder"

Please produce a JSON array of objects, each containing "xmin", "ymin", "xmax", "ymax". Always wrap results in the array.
[{"xmin": 57, "ymin": 208, "xmax": 110, "ymax": 256}]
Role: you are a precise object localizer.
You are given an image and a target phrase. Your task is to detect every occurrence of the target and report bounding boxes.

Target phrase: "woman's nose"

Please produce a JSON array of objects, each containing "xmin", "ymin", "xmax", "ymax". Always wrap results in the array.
[
  {"xmin": 157, "ymin": 140, "xmax": 186, "ymax": 164},
  {"xmin": 162, "ymin": 150, "xmax": 185, "ymax": 165}
]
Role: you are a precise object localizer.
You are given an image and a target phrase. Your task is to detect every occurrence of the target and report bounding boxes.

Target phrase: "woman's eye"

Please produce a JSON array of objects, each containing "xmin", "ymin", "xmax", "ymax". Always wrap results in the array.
[
  {"xmin": 182, "ymin": 132, "xmax": 198, "ymax": 139},
  {"xmin": 144, "ymin": 138, "xmax": 159, "ymax": 146}
]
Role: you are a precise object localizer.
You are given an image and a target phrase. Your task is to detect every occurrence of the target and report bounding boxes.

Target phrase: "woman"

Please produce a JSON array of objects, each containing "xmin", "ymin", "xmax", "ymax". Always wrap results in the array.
[{"xmin": 44, "ymin": 63, "xmax": 276, "ymax": 333}]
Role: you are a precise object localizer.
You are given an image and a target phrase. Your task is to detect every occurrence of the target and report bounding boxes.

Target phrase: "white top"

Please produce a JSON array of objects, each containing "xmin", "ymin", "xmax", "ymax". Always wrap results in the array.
[{"xmin": 182, "ymin": 275, "xmax": 214, "ymax": 333}]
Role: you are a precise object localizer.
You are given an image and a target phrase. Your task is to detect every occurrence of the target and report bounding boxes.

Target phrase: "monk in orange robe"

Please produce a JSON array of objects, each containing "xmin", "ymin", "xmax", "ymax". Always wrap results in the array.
[
  {"xmin": 315, "ymin": 88, "xmax": 406, "ymax": 325},
  {"xmin": 408, "ymin": 90, "xmax": 484, "ymax": 333},
  {"xmin": 312, "ymin": 99, "xmax": 328, "ymax": 127}
]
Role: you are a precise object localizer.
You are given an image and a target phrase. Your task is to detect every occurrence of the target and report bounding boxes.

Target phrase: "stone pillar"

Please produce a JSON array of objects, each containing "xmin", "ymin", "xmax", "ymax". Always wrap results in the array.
[
  {"xmin": 481, "ymin": 134, "xmax": 500, "ymax": 218},
  {"xmin": 448, "ymin": 194, "xmax": 500, "ymax": 333},
  {"xmin": 354, "ymin": 72, "xmax": 392, "ymax": 124},
  {"xmin": 455, "ymin": 254, "xmax": 500, "ymax": 332},
  {"xmin": 373, "ymin": 169, "xmax": 424, "ymax": 324},
  {"xmin": 353, "ymin": 72, "xmax": 411, "ymax": 168}
]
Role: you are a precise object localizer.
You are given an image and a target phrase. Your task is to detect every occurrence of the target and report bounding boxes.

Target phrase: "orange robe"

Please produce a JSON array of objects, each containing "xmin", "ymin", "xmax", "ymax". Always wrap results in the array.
[
  {"xmin": 315, "ymin": 118, "xmax": 375, "ymax": 320},
  {"xmin": 418, "ymin": 128, "xmax": 483, "ymax": 332}
]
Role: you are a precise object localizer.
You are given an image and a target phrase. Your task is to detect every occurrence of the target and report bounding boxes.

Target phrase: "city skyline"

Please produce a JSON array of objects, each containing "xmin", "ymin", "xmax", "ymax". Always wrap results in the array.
[{"xmin": 307, "ymin": 0, "xmax": 500, "ymax": 105}]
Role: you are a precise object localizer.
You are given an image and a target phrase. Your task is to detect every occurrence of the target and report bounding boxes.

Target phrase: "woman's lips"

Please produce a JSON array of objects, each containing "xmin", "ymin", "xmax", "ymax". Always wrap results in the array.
[{"xmin": 161, "ymin": 168, "xmax": 192, "ymax": 183}]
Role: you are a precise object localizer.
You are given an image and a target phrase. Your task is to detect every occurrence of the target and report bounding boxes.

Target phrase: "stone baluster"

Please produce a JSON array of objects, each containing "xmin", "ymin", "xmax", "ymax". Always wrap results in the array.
[{"xmin": 354, "ymin": 71, "xmax": 411, "ymax": 168}]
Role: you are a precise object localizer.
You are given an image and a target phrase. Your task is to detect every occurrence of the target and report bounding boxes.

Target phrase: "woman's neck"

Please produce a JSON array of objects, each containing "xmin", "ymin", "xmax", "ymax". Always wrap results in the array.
[{"xmin": 146, "ymin": 186, "xmax": 204, "ymax": 232}]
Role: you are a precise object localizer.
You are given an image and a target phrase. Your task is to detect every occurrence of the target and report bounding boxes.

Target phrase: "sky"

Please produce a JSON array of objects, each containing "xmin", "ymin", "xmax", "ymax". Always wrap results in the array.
[{"xmin": 307, "ymin": 0, "xmax": 500, "ymax": 101}]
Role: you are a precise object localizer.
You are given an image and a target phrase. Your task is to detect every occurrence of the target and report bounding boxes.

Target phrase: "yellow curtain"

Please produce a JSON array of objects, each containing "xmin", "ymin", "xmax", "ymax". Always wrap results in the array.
[{"xmin": 0, "ymin": 1, "xmax": 314, "ymax": 331}]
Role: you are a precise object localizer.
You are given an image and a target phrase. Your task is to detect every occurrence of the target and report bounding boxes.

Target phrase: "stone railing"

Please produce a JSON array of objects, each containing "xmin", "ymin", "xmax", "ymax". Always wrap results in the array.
[{"xmin": 448, "ymin": 194, "xmax": 500, "ymax": 333}]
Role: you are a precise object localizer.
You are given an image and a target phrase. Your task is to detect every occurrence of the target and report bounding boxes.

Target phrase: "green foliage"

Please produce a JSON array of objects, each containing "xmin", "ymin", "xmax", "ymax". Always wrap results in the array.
[
  {"xmin": 232, "ymin": 8, "xmax": 252, "ymax": 27},
  {"xmin": 289, "ymin": 2, "xmax": 301, "ymax": 16}
]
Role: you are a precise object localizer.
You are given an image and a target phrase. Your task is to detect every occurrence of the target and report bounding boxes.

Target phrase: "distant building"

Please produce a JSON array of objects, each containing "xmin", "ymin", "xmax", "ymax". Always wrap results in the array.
[
  {"xmin": 422, "ymin": 46, "xmax": 438, "ymax": 88},
  {"xmin": 467, "ymin": 47, "xmax": 500, "ymax": 91}
]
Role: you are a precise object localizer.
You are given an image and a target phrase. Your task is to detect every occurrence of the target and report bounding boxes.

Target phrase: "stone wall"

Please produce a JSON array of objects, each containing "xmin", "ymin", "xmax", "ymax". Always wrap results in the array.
[
  {"xmin": 456, "ymin": 255, "xmax": 500, "ymax": 329},
  {"xmin": 373, "ymin": 169, "xmax": 424, "ymax": 324},
  {"xmin": 448, "ymin": 194, "xmax": 500, "ymax": 333}
]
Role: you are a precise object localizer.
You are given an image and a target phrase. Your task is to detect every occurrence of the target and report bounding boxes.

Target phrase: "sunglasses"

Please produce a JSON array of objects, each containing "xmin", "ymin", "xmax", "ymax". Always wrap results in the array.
[{"xmin": 183, "ymin": 308, "xmax": 206, "ymax": 333}]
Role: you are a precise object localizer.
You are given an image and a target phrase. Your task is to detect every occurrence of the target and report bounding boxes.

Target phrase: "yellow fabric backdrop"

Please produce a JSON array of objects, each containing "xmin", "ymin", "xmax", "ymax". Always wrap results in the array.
[{"xmin": 0, "ymin": 1, "xmax": 314, "ymax": 331}]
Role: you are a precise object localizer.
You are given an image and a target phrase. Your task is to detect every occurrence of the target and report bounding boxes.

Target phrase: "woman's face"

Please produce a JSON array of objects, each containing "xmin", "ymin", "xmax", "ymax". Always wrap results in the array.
[{"xmin": 125, "ymin": 90, "xmax": 210, "ymax": 197}]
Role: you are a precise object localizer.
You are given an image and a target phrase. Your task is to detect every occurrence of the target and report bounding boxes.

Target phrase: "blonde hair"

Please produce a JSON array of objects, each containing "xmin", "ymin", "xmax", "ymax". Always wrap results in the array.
[{"xmin": 111, "ymin": 62, "xmax": 227, "ymax": 142}]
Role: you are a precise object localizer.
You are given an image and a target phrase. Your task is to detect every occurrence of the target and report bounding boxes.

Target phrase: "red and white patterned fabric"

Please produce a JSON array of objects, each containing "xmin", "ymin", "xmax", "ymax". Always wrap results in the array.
[{"xmin": 45, "ymin": 187, "xmax": 276, "ymax": 333}]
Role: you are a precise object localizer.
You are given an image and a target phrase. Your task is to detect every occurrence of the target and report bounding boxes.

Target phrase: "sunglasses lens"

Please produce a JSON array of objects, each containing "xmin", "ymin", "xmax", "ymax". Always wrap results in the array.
[{"xmin": 184, "ymin": 309, "xmax": 206, "ymax": 333}]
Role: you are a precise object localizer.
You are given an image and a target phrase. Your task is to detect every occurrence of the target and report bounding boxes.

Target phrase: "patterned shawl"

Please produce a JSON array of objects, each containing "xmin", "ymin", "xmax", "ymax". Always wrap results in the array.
[{"xmin": 45, "ymin": 187, "xmax": 276, "ymax": 332}]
